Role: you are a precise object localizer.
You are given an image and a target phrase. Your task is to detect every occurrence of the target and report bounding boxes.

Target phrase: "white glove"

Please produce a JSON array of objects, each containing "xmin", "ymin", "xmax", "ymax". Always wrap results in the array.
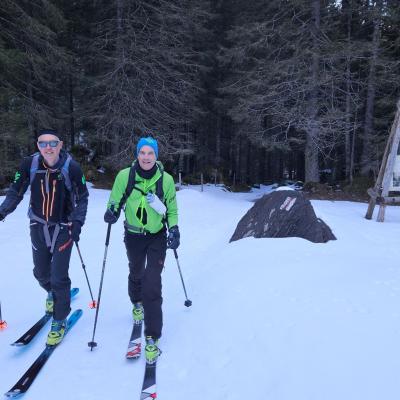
[{"xmin": 146, "ymin": 192, "xmax": 167, "ymax": 215}]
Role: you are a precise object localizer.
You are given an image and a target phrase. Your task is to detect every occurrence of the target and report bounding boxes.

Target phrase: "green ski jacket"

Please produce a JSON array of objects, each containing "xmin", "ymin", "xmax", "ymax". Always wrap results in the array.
[{"xmin": 107, "ymin": 163, "xmax": 178, "ymax": 233}]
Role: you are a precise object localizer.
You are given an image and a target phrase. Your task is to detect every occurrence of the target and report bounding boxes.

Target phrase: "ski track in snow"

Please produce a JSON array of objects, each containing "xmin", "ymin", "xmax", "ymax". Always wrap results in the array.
[{"xmin": 1, "ymin": 184, "xmax": 400, "ymax": 399}]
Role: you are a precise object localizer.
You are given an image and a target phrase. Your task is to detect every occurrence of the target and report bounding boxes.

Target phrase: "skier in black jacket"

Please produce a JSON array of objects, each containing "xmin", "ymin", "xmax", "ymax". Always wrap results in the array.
[{"xmin": 0, "ymin": 129, "xmax": 88, "ymax": 345}]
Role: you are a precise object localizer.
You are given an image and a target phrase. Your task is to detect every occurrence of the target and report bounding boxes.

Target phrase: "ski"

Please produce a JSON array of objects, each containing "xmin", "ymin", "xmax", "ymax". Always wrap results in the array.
[
  {"xmin": 4, "ymin": 309, "xmax": 83, "ymax": 398},
  {"xmin": 140, "ymin": 362, "xmax": 157, "ymax": 400},
  {"xmin": 11, "ymin": 287, "xmax": 79, "ymax": 346},
  {"xmin": 126, "ymin": 320, "xmax": 143, "ymax": 359}
]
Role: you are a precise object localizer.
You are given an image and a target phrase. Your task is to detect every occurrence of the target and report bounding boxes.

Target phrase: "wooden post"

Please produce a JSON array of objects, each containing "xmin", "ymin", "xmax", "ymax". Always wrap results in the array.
[
  {"xmin": 179, "ymin": 172, "xmax": 182, "ymax": 189},
  {"xmin": 377, "ymin": 112, "xmax": 400, "ymax": 222},
  {"xmin": 366, "ymin": 100, "xmax": 400, "ymax": 220},
  {"xmin": 365, "ymin": 129, "xmax": 393, "ymax": 219},
  {"xmin": 201, "ymin": 173, "xmax": 204, "ymax": 192}
]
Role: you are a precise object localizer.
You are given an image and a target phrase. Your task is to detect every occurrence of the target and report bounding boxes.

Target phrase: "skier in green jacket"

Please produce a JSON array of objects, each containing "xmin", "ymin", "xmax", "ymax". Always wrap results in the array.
[{"xmin": 104, "ymin": 136, "xmax": 179, "ymax": 363}]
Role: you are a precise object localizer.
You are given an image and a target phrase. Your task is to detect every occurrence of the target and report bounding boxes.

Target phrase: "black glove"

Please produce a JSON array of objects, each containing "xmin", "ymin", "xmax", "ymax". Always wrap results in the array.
[
  {"xmin": 104, "ymin": 208, "xmax": 118, "ymax": 224},
  {"xmin": 167, "ymin": 225, "xmax": 180, "ymax": 250},
  {"xmin": 70, "ymin": 221, "xmax": 82, "ymax": 242}
]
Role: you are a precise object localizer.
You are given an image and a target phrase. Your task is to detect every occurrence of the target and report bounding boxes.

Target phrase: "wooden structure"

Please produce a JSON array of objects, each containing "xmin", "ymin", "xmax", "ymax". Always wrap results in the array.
[{"xmin": 366, "ymin": 101, "xmax": 400, "ymax": 222}]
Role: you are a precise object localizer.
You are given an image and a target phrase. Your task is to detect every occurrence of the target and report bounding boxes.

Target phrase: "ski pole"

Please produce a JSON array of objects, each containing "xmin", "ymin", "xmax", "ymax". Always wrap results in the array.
[
  {"xmin": 172, "ymin": 249, "xmax": 192, "ymax": 307},
  {"xmin": 88, "ymin": 209, "xmax": 114, "ymax": 350},
  {"xmin": 75, "ymin": 242, "xmax": 97, "ymax": 309},
  {"xmin": 0, "ymin": 301, "xmax": 7, "ymax": 330}
]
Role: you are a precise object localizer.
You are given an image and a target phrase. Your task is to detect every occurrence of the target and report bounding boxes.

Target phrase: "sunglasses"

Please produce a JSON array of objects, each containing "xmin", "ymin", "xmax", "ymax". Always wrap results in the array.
[{"xmin": 38, "ymin": 140, "xmax": 60, "ymax": 148}]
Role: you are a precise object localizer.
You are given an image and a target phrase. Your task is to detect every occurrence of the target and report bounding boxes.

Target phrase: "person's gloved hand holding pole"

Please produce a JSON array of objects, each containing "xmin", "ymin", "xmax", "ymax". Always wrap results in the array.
[
  {"xmin": 104, "ymin": 208, "xmax": 119, "ymax": 224},
  {"xmin": 167, "ymin": 225, "xmax": 180, "ymax": 249},
  {"xmin": 70, "ymin": 221, "xmax": 82, "ymax": 242}
]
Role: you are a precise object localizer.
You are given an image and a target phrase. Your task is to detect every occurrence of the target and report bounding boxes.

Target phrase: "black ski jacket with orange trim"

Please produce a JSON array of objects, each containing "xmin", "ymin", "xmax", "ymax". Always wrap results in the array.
[{"xmin": 0, "ymin": 151, "xmax": 88, "ymax": 225}]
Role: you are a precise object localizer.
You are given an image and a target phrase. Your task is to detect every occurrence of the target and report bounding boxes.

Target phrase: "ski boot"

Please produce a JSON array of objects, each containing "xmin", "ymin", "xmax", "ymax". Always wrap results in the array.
[
  {"xmin": 132, "ymin": 302, "xmax": 144, "ymax": 324},
  {"xmin": 47, "ymin": 319, "xmax": 67, "ymax": 346},
  {"xmin": 145, "ymin": 336, "xmax": 161, "ymax": 364},
  {"xmin": 45, "ymin": 292, "xmax": 54, "ymax": 314}
]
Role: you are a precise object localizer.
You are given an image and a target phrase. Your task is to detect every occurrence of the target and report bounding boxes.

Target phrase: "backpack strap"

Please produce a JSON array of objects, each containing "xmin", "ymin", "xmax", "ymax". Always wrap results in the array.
[
  {"xmin": 30, "ymin": 152, "xmax": 72, "ymax": 191},
  {"xmin": 126, "ymin": 162, "xmax": 140, "ymax": 197},
  {"xmin": 117, "ymin": 162, "xmax": 139, "ymax": 215},
  {"xmin": 155, "ymin": 163, "xmax": 166, "ymax": 226},
  {"xmin": 29, "ymin": 153, "xmax": 40, "ymax": 185},
  {"xmin": 155, "ymin": 161, "xmax": 164, "ymax": 203},
  {"xmin": 61, "ymin": 155, "xmax": 72, "ymax": 192}
]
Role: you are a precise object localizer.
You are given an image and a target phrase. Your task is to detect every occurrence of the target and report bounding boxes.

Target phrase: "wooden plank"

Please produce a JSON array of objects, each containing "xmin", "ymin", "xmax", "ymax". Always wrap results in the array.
[
  {"xmin": 382, "ymin": 196, "xmax": 400, "ymax": 203},
  {"xmin": 365, "ymin": 101, "xmax": 400, "ymax": 219},
  {"xmin": 377, "ymin": 118, "xmax": 400, "ymax": 221}
]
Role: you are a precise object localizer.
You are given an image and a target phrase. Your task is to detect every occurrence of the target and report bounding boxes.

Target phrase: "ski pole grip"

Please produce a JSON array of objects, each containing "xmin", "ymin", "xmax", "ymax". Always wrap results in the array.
[
  {"xmin": 105, "ymin": 203, "xmax": 115, "ymax": 246},
  {"xmin": 105, "ymin": 222, "xmax": 112, "ymax": 246}
]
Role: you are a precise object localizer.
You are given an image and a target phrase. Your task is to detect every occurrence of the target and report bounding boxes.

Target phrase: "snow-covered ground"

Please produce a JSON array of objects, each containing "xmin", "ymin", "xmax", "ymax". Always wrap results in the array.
[{"xmin": 1, "ymin": 184, "xmax": 400, "ymax": 400}]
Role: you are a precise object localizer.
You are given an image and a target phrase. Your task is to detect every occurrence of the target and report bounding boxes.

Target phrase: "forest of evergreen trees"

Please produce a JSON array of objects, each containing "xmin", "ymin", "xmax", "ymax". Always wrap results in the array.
[{"xmin": 1, "ymin": 0, "xmax": 399, "ymax": 188}]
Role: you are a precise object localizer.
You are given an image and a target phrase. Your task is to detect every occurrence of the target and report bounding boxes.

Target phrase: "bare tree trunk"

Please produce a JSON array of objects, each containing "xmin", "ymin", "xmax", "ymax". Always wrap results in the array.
[
  {"xmin": 349, "ymin": 111, "xmax": 358, "ymax": 185},
  {"xmin": 235, "ymin": 134, "xmax": 241, "ymax": 183},
  {"xmin": 215, "ymin": 114, "xmax": 221, "ymax": 169},
  {"xmin": 259, "ymin": 147, "xmax": 265, "ymax": 182},
  {"xmin": 344, "ymin": 1, "xmax": 352, "ymax": 179},
  {"xmin": 26, "ymin": 65, "xmax": 36, "ymax": 152},
  {"xmin": 184, "ymin": 128, "xmax": 191, "ymax": 175},
  {"xmin": 241, "ymin": 138, "xmax": 249, "ymax": 184},
  {"xmin": 360, "ymin": 0, "xmax": 382, "ymax": 176},
  {"xmin": 229, "ymin": 129, "xmax": 235, "ymax": 182},
  {"xmin": 111, "ymin": 0, "xmax": 125, "ymax": 156},
  {"xmin": 304, "ymin": 0, "xmax": 321, "ymax": 183},
  {"xmin": 178, "ymin": 153, "xmax": 184, "ymax": 174},
  {"xmin": 68, "ymin": 73, "xmax": 75, "ymax": 147}
]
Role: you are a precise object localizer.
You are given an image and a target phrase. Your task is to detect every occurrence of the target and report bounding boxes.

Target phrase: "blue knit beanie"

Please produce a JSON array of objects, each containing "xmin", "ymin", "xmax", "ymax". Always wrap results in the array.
[{"xmin": 136, "ymin": 137, "xmax": 158, "ymax": 158}]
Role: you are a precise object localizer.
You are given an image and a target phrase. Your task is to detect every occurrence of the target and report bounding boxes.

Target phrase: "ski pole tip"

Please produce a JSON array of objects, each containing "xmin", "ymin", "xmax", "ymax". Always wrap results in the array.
[{"xmin": 0, "ymin": 320, "xmax": 8, "ymax": 330}]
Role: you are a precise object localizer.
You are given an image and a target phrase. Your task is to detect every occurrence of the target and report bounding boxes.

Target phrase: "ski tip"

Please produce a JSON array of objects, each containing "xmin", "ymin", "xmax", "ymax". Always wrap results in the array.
[
  {"xmin": 4, "ymin": 388, "xmax": 22, "ymax": 398},
  {"xmin": 67, "ymin": 309, "xmax": 83, "ymax": 330},
  {"xmin": 70, "ymin": 309, "xmax": 83, "ymax": 319},
  {"xmin": 10, "ymin": 342, "xmax": 24, "ymax": 347},
  {"xmin": 71, "ymin": 287, "xmax": 79, "ymax": 296}
]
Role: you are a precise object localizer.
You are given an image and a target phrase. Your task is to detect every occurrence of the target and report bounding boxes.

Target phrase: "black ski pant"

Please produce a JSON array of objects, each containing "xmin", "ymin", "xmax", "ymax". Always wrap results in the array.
[
  {"xmin": 30, "ymin": 222, "xmax": 73, "ymax": 320},
  {"xmin": 125, "ymin": 228, "xmax": 167, "ymax": 339}
]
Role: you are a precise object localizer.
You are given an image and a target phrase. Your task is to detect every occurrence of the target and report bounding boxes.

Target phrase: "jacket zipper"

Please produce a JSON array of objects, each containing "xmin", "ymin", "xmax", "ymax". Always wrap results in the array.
[
  {"xmin": 40, "ymin": 179, "xmax": 46, "ymax": 218},
  {"xmin": 50, "ymin": 179, "xmax": 56, "ymax": 217}
]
